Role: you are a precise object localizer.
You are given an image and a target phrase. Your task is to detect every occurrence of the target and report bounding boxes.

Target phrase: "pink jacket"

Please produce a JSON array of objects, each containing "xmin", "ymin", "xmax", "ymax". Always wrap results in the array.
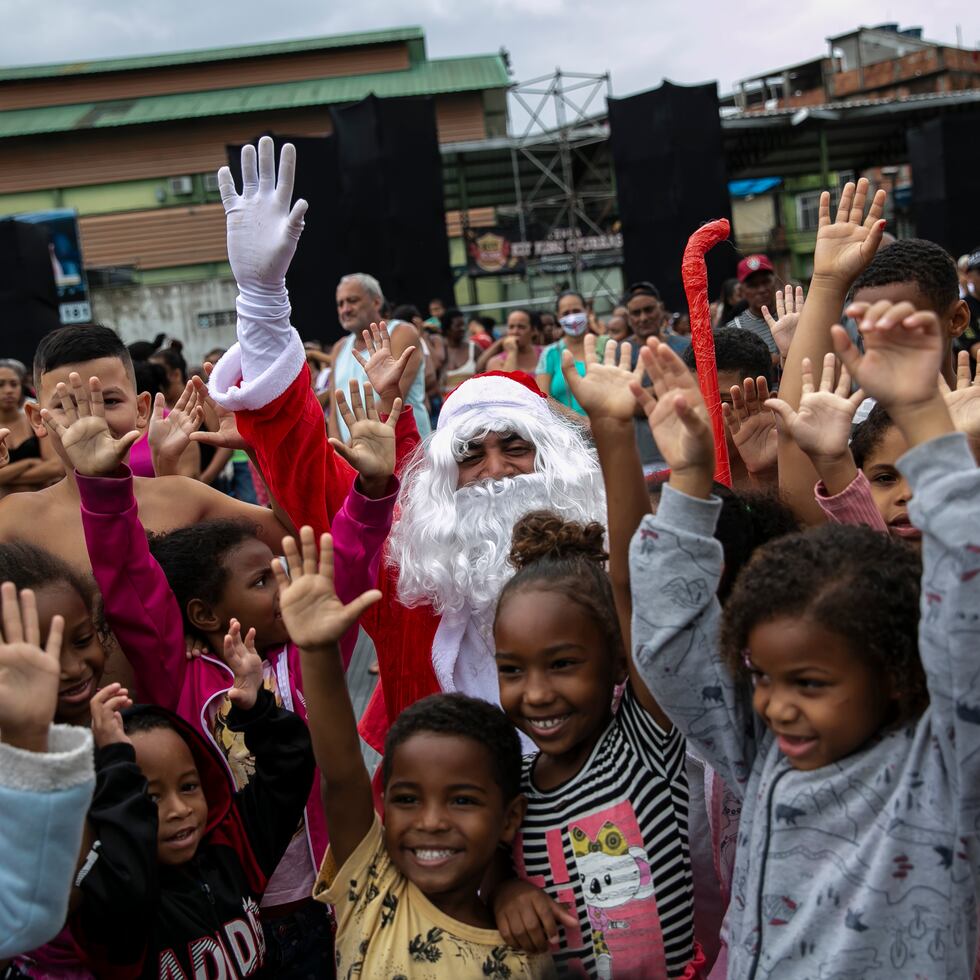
[
  {"xmin": 77, "ymin": 467, "xmax": 396, "ymax": 868},
  {"xmin": 814, "ymin": 469, "xmax": 888, "ymax": 532}
]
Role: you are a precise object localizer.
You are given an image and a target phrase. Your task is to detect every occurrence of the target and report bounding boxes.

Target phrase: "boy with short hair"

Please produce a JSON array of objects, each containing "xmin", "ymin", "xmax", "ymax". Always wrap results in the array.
[
  {"xmin": 72, "ymin": 635, "xmax": 314, "ymax": 978},
  {"xmin": 274, "ymin": 526, "xmax": 554, "ymax": 979},
  {"xmin": 0, "ymin": 324, "xmax": 296, "ymax": 688}
]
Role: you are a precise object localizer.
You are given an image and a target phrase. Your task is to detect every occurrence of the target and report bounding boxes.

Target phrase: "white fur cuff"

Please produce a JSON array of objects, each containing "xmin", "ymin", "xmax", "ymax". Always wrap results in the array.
[
  {"xmin": 0, "ymin": 725, "xmax": 95, "ymax": 793},
  {"xmin": 210, "ymin": 327, "xmax": 306, "ymax": 412}
]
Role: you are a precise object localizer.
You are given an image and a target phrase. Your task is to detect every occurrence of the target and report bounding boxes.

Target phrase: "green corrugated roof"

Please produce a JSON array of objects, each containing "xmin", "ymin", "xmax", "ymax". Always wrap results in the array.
[
  {"xmin": 0, "ymin": 27, "xmax": 426, "ymax": 81},
  {"xmin": 0, "ymin": 55, "xmax": 511, "ymax": 140}
]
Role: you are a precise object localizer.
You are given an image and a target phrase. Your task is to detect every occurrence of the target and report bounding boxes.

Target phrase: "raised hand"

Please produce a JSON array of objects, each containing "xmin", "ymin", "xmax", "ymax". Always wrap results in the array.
[
  {"xmin": 328, "ymin": 382, "xmax": 400, "ymax": 498},
  {"xmin": 832, "ymin": 300, "xmax": 952, "ymax": 448},
  {"xmin": 148, "ymin": 380, "xmax": 203, "ymax": 466},
  {"xmin": 940, "ymin": 350, "xmax": 980, "ymax": 443},
  {"xmin": 630, "ymin": 339, "xmax": 714, "ymax": 497},
  {"xmin": 222, "ymin": 619, "xmax": 263, "ymax": 711},
  {"xmin": 0, "ymin": 583, "xmax": 63, "ymax": 752},
  {"xmin": 271, "ymin": 527, "xmax": 381, "ymax": 652},
  {"xmin": 90, "ymin": 682, "xmax": 133, "ymax": 750},
  {"xmin": 351, "ymin": 321, "xmax": 417, "ymax": 412},
  {"xmin": 218, "ymin": 136, "xmax": 308, "ymax": 290},
  {"xmin": 722, "ymin": 377, "xmax": 778, "ymax": 475},
  {"xmin": 811, "ymin": 178, "xmax": 887, "ymax": 286},
  {"xmin": 560, "ymin": 334, "xmax": 644, "ymax": 425},
  {"xmin": 40, "ymin": 373, "xmax": 141, "ymax": 476},
  {"xmin": 189, "ymin": 371, "xmax": 248, "ymax": 451},
  {"xmin": 0, "ymin": 427, "xmax": 9, "ymax": 467},
  {"xmin": 762, "ymin": 285, "xmax": 805, "ymax": 360},
  {"xmin": 766, "ymin": 355, "xmax": 865, "ymax": 460},
  {"xmin": 833, "ymin": 301, "xmax": 944, "ymax": 409}
]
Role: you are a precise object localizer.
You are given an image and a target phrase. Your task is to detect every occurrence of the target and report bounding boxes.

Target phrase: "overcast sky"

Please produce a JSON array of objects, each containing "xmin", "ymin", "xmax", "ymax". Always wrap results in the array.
[{"xmin": 5, "ymin": 0, "xmax": 979, "ymax": 109}]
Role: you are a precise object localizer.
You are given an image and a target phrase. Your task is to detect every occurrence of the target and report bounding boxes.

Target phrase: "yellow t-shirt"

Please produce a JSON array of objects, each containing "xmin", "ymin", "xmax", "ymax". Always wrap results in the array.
[{"xmin": 313, "ymin": 815, "xmax": 555, "ymax": 979}]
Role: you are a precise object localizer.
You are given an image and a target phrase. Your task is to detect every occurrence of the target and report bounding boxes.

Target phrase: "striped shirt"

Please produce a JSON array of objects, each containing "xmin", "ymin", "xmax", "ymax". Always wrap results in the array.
[
  {"xmin": 513, "ymin": 686, "xmax": 694, "ymax": 978},
  {"xmin": 728, "ymin": 310, "xmax": 778, "ymax": 355}
]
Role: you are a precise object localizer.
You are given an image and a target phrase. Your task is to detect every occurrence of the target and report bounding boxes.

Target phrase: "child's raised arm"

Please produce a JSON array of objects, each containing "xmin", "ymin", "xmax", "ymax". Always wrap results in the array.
[
  {"xmin": 629, "ymin": 341, "xmax": 761, "ymax": 793},
  {"xmin": 557, "ymin": 337, "xmax": 658, "ymax": 702},
  {"xmin": 0, "ymin": 584, "xmax": 94, "ymax": 960},
  {"xmin": 47, "ymin": 373, "xmax": 191, "ymax": 711},
  {"xmin": 834, "ymin": 299, "xmax": 980, "ymax": 824},
  {"xmin": 272, "ymin": 528, "xmax": 381, "ymax": 868},
  {"xmin": 778, "ymin": 179, "xmax": 886, "ymax": 524}
]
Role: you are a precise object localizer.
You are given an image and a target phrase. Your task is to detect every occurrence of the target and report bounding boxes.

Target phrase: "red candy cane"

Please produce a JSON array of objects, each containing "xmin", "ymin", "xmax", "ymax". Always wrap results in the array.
[{"xmin": 682, "ymin": 218, "xmax": 732, "ymax": 488}]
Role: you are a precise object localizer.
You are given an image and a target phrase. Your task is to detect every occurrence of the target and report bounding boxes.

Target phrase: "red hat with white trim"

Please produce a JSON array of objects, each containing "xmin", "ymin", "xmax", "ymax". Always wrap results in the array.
[{"xmin": 438, "ymin": 371, "xmax": 548, "ymax": 430}]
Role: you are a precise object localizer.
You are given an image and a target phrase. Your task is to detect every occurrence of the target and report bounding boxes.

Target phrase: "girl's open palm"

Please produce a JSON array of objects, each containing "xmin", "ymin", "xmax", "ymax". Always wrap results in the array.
[
  {"xmin": 561, "ymin": 334, "xmax": 644, "ymax": 424},
  {"xmin": 833, "ymin": 300, "xmax": 944, "ymax": 408},
  {"xmin": 766, "ymin": 354, "xmax": 865, "ymax": 460},
  {"xmin": 149, "ymin": 381, "xmax": 203, "ymax": 461},
  {"xmin": 223, "ymin": 619, "xmax": 263, "ymax": 710},
  {"xmin": 272, "ymin": 527, "xmax": 381, "ymax": 651},
  {"xmin": 352, "ymin": 321, "xmax": 417, "ymax": 403},
  {"xmin": 0, "ymin": 583, "xmax": 63, "ymax": 744},
  {"xmin": 940, "ymin": 350, "xmax": 980, "ymax": 441},
  {"xmin": 630, "ymin": 340, "xmax": 713, "ymax": 474},
  {"xmin": 329, "ymin": 382, "xmax": 399, "ymax": 484}
]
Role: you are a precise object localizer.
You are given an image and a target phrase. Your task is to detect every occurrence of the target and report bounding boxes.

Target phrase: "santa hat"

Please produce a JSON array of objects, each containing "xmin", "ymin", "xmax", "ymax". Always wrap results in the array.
[{"xmin": 438, "ymin": 371, "xmax": 548, "ymax": 431}]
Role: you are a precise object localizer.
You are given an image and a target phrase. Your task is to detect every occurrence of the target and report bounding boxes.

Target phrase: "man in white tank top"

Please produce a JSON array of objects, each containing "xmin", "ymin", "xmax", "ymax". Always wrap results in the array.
[{"xmin": 329, "ymin": 273, "xmax": 429, "ymax": 440}]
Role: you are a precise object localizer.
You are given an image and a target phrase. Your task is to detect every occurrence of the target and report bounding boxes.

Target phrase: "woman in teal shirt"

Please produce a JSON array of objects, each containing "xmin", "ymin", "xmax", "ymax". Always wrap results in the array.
[{"xmin": 535, "ymin": 290, "xmax": 607, "ymax": 414}]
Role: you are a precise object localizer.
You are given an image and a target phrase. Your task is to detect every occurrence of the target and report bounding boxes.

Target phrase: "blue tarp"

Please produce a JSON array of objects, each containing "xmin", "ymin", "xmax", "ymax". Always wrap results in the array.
[{"xmin": 728, "ymin": 177, "xmax": 783, "ymax": 198}]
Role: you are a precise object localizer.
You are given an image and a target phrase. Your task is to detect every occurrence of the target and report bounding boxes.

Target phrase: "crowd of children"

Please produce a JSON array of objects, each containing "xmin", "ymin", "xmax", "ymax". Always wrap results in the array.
[{"xmin": 0, "ymin": 140, "xmax": 978, "ymax": 980}]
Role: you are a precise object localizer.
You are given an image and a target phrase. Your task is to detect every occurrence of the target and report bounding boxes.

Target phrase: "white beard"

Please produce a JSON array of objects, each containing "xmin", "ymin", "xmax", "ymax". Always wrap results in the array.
[{"xmin": 387, "ymin": 410, "xmax": 606, "ymax": 616}]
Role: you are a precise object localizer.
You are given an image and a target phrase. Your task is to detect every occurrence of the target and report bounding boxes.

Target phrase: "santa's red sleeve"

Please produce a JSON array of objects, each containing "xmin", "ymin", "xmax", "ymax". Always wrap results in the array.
[{"xmin": 210, "ymin": 329, "xmax": 440, "ymax": 747}]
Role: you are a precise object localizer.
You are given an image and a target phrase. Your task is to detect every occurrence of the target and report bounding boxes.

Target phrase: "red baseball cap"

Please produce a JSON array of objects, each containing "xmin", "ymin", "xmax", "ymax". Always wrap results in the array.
[{"xmin": 737, "ymin": 254, "xmax": 774, "ymax": 282}]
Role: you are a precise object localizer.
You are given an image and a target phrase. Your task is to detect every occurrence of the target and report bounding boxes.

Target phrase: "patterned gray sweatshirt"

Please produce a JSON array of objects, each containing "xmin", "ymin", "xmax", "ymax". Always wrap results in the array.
[{"xmin": 629, "ymin": 433, "xmax": 980, "ymax": 979}]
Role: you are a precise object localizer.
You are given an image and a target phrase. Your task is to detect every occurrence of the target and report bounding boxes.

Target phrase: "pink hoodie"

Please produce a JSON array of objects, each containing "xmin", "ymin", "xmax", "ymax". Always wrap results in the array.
[{"xmin": 77, "ymin": 466, "xmax": 396, "ymax": 869}]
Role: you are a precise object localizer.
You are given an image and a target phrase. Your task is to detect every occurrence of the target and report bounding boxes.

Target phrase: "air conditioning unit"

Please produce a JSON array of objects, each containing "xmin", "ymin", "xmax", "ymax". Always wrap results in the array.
[
  {"xmin": 167, "ymin": 176, "xmax": 194, "ymax": 196},
  {"xmin": 204, "ymin": 172, "xmax": 221, "ymax": 193}
]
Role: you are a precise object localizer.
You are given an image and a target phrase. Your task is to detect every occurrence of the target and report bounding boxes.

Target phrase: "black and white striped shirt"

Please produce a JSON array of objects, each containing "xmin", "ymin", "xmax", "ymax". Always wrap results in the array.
[{"xmin": 514, "ymin": 685, "xmax": 694, "ymax": 978}]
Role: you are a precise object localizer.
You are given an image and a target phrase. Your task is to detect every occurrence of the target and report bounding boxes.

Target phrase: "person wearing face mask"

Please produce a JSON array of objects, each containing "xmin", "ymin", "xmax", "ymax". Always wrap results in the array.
[{"xmin": 534, "ymin": 290, "xmax": 607, "ymax": 414}]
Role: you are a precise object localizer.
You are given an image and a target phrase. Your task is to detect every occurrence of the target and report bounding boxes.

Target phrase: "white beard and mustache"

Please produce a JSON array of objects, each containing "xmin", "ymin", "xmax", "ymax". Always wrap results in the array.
[{"xmin": 387, "ymin": 412, "xmax": 607, "ymax": 617}]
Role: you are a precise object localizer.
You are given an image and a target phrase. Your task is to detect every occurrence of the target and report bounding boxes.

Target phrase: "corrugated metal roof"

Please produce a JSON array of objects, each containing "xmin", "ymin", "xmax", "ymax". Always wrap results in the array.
[
  {"xmin": 0, "ymin": 27, "xmax": 426, "ymax": 81},
  {"xmin": 0, "ymin": 55, "xmax": 511, "ymax": 139}
]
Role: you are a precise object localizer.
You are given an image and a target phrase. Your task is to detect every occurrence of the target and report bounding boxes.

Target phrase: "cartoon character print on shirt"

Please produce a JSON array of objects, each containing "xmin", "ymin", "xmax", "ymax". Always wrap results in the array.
[
  {"xmin": 211, "ymin": 667, "xmax": 282, "ymax": 790},
  {"xmin": 569, "ymin": 814, "xmax": 658, "ymax": 980}
]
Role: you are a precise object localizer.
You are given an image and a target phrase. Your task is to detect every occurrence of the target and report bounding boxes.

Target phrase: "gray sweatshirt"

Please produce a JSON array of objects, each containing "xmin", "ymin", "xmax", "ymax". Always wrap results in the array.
[{"xmin": 629, "ymin": 433, "xmax": 980, "ymax": 979}]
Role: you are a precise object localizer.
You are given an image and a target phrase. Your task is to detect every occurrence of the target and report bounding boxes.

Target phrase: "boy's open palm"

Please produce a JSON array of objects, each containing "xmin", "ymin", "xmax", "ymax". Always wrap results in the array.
[
  {"xmin": 272, "ymin": 527, "xmax": 381, "ymax": 652},
  {"xmin": 560, "ymin": 334, "xmax": 644, "ymax": 424},
  {"xmin": 812, "ymin": 178, "xmax": 887, "ymax": 284},
  {"xmin": 0, "ymin": 583, "xmax": 63, "ymax": 748},
  {"xmin": 630, "ymin": 340, "xmax": 713, "ymax": 474},
  {"xmin": 329, "ymin": 382, "xmax": 399, "ymax": 489},
  {"xmin": 223, "ymin": 619, "xmax": 263, "ymax": 710},
  {"xmin": 40, "ymin": 373, "xmax": 141, "ymax": 476},
  {"xmin": 766, "ymin": 354, "xmax": 865, "ymax": 461},
  {"xmin": 833, "ymin": 300, "xmax": 944, "ymax": 409}
]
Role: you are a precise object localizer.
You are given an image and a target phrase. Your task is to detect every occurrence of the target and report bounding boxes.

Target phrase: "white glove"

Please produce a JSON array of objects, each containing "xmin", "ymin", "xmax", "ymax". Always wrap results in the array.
[
  {"xmin": 215, "ymin": 136, "xmax": 309, "ymax": 390},
  {"xmin": 218, "ymin": 135, "xmax": 308, "ymax": 291}
]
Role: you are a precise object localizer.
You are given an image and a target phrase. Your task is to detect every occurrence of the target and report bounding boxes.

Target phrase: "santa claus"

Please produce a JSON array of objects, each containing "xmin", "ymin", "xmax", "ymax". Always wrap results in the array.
[{"xmin": 208, "ymin": 137, "xmax": 605, "ymax": 753}]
